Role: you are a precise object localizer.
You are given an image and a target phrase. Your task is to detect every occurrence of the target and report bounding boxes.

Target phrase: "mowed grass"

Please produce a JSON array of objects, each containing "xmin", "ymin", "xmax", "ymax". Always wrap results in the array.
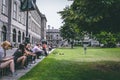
[{"xmin": 19, "ymin": 47, "xmax": 120, "ymax": 80}]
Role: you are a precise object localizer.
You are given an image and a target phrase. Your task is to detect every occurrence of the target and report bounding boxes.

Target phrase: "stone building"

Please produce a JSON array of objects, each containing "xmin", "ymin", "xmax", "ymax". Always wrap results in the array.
[
  {"xmin": 41, "ymin": 14, "xmax": 47, "ymax": 40},
  {"xmin": 0, "ymin": 0, "xmax": 47, "ymax": 47},
  {"xmin": 46, "ymin": 25, "xmax": 63, "ymax": 47}
]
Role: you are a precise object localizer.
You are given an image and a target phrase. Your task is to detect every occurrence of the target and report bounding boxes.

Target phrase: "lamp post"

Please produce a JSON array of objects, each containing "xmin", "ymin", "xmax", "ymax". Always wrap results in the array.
[
  {"xmin": 25, "ymin": 0, "xmax": 29, "ymax": 43},
  {"xmin": 20, "ymin": 0, "xmax": 36, "ymax": 43}
]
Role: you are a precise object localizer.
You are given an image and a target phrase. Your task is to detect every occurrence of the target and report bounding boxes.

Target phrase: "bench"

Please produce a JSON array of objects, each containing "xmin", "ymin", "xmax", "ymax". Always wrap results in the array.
[{"xmin": 0, "ymin": 48, "xmax": 17, "ymax": 77}]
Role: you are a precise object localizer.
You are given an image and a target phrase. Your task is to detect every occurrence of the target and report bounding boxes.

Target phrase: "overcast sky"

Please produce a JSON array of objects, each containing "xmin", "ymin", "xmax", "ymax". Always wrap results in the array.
[{"xmin": 36, "ymin": 0, "xmax": 73, "ymax": 29}]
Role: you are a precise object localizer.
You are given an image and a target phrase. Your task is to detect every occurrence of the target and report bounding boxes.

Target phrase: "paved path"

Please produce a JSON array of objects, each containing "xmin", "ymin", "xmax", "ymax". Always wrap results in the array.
[{"xmin": 0, "ymin": 48, "xmax": 54, "ymax": 80}]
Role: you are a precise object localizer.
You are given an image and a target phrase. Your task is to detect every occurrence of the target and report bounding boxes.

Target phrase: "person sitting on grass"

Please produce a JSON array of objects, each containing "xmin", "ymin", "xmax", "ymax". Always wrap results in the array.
[
  {"xmin": 0, "ymin": 41, "xmax": 16, "ymax": 77},
  {"xmin": 13, "ymin": 43, "xmax": 27, "ymax": 69}
]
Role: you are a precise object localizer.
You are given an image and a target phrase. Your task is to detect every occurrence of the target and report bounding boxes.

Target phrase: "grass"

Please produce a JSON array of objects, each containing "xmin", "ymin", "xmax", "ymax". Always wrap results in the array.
[{"xmin": 19, "ymin": 47, "xmax": 120, "ymax": 80}]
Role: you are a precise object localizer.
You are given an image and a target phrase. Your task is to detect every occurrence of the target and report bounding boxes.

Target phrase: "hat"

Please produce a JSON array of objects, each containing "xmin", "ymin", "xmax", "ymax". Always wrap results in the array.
[{"xmin": 1, "ymin": 41, "xmax": 12, "ymax": 49}]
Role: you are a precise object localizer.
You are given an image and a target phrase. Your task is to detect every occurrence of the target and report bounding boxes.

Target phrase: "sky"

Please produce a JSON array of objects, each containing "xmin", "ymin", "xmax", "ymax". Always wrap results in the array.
[{"xmin": 36, "ymin": 0, "xmax": 73, "ymax": 29}]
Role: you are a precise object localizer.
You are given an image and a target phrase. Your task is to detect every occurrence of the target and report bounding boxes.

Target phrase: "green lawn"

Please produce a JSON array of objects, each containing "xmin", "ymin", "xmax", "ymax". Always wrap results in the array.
[{"xmin": 19, "ymin": 47, "xmax": 120, "ymax": 80}]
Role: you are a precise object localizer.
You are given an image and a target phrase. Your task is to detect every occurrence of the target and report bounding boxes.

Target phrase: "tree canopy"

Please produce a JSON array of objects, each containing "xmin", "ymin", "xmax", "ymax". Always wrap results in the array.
[
  {"xmin": 59, "ymin": 0, "xmax": 120, "ymax": 34},
  {"xmin": 71, "ymin": 0, "xmax": 120, "ymax": 33},
  {"xmin": 58, "ymin": 0, "xmax": 120, "ymax": 47}
]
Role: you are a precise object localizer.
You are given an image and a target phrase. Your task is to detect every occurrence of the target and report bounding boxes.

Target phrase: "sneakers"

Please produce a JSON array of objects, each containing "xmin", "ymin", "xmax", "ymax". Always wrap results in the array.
[
  {"xmin": 9, "ymin": 72, "xmax": 17, "ymax": 77},
  {"xmin": 32, "ymin": 61, "xmax": 36, "ymax": 64},
  {"xmin": 12, "ymin": 72, "xmax": 17, "ymax": 77},
  {"xmin": 19, "ymin": 66, "xmax": 27, "ymax": 70}
]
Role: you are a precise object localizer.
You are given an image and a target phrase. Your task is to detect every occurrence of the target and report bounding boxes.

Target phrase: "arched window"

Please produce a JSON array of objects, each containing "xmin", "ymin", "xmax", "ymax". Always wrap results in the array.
[
  {"xmin": 56, "ymin": 35, "xmax": 58, "ymax": 39},
  {"xmin": 32, "ymin": 36, "xmax": 34, "ymax": 44},
  {"xmin": 13, "ymin": 29, "xmax": 16, "ymax": 42},
  {"xmin": 22, "ymin": 32, "xmax": 25, "ymax": 40},
  {"xmin": 1, "ymin": 26, "xmax": 7, "ymax": 41},
  {"xmin": 18, "ymin": 31, "xmax": 21, "ymax": 42}
]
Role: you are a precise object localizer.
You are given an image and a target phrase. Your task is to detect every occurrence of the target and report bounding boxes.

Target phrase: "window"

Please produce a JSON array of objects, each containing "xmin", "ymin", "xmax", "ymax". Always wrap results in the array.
[
  {"xmin": 2, "ymin": 0, "xmax": 7, "ymax": 15},
  {"xmin": 18, "ymin": 31, "xmax": 21, "ymax": 42},
  {"xmin": 18, "ymin": 12, "xmax": 21, "ymax": 22},
  {"xmin": 13, "ymin": 2, "xmax": 17, "ymax": 19},
  {"xmin": 13, "ymin": 29, "xmax": 16, "ymax": 42},
  {"xmin": 23, "ymin": 13, "xmax": 26, "ymax": 25},
  {"xmin": 1, "ymin": 26, "xmax": 7, "ymax": 41},
  {"xmin": 29, "ymin": 35, "xmax": 30, "ymax": 42},
  {"xmin": 50, "ymin": 35, "xmax": 53, "ymax": 40},
  {"xmin": 22, "ymin": 32, "xmax": 25, "ymax": 40},
  {"xmin": 32, "ymin": 36, "xmax": 34, "ymax": 44},
  {"xmin": 21, "ymin": 12, "xmax": 24, "ymax": 24},
  {"xmin": 56, "ymin": 34, "xmax": 58, "ymax": 37}
]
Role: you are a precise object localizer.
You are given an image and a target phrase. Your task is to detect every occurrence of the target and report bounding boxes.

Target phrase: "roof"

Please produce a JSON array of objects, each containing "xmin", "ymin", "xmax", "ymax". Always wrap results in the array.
[{"xmin": 46, "ymin": 29, "xmax": 60, "ymax": 33}]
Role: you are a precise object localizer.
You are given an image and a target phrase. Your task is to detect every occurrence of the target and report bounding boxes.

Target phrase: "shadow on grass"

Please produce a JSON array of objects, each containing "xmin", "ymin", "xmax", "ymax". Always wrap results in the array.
[{"xmin": 19, "ymin": 57, "xmax": 120, "ymax": 80}]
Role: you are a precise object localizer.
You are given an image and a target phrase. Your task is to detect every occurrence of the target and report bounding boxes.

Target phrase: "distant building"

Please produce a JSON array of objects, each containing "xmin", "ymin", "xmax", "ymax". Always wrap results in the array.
[
  {"xmin": 41, "ymin": 14, "xmax": 47, "ymax": 40},
  {"xmin": 0, "ymin": 0, "xmax": 47, "ymax": 47},
  {"xmin": 46, "ymin": 25, "xmax": 63, "ymax": 47}
]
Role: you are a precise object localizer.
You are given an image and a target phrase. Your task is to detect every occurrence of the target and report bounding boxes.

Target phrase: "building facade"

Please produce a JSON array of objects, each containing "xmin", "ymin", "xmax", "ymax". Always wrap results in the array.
[
  {"xmin": 41, "ymin": 14, "xmax": 47, "ymax": 40},
  {"xmin": 0, "ymin": 0, "xmax": 47, "ymax": 47},
  {"xmin": 46, "ymin": 25, "xmax": 63, "ymax": 47}
]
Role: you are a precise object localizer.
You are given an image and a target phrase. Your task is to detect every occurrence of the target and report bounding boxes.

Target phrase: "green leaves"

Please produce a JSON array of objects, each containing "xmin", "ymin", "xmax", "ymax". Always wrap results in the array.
[
  {"xmin": 59, "ymin": 0, "xmax": 120, "ymax": 34},
  {"xmin": 58, "ymin": 0, "xmax": 120, "ymax": 47},
  {"xmin": 96, "ymin": 31, "xmax": 116, "ymax": 47}
]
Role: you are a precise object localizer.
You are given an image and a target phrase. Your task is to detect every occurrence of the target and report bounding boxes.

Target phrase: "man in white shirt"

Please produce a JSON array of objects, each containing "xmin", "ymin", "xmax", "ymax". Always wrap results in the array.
[{"xmin": 32, "ymin": 43, "xmax": 43, "ymax": 59}]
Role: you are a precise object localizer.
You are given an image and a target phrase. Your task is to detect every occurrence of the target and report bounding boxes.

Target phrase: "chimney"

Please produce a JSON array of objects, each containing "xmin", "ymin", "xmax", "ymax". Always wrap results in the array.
[
  {"xmin": 48, "ymin": 25, "xmax": 50, "ymax": 29},
  {"xmin": 52, "ymin": 27, "xmax": 54, "ymax": 29}
]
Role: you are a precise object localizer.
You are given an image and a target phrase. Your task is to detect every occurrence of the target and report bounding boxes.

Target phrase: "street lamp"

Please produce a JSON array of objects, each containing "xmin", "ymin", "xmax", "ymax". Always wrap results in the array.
[
  {"xmin": 25, "ymin": 0, "xmax": 29, "ymax": 43},
  {"xmin": 20, "ymin": 0, "xmax": 36, "ymax": 43}
]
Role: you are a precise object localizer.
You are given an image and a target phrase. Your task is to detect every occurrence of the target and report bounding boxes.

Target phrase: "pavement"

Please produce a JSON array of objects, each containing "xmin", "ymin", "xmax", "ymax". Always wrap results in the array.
[{"xmin": 0, "ymin": 48, "xmax": 54, "ymax": 80}]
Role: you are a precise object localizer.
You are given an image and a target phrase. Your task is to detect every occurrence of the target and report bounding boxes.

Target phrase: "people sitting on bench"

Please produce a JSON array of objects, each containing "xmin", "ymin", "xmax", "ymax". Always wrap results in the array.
[
  {"xmin": 32, "ymin": 43, "xmax": 44, "ymax": 59},
  {"xmin": 0, "ymin": 41, "xmax": 16, "ymax": 77},
  {"xmin": 24, "ymin": 43, "xmax": 37, "ymax": 64},
  {"xmin": 13, "ymin": 43, "xmax": 27, "ymax": 69}
]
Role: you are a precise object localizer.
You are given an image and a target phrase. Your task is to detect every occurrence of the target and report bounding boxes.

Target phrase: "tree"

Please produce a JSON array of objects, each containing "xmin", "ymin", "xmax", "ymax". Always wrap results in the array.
[
  {"xmin": 115, "ymin": 33, "xmax": 120, "ymax": 43},
  {"xmin": 60, "ymin": 23, "xmax": 79, "ymax": 48},
  {"xmin": 96, "ymin": 31, "xmax": 116, "ymax": 48},
  {"xmin": 59, "ymin": 6, "xmax": 80, "ymax": 48},
  {"xmin": 59, "ymin": 0, "xmax": 120, "ymax": 48},
  {"xmin": 71, "ymin": 0, "xmax": 120, "ymax": 33}
]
